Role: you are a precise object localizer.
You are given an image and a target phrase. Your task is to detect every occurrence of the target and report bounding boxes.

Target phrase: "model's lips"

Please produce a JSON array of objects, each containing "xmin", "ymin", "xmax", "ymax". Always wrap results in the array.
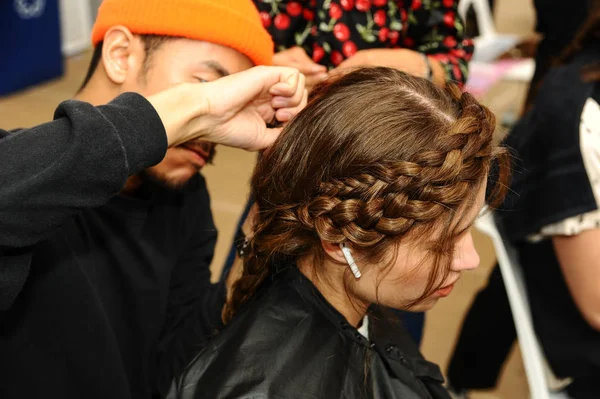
[
  {"xmin": 435, "ymin": 278, "xmax": 460, "ymax": 298},
  {"xmin": 435, "ymin": 283, "xmax": 455, "ymax": 297}
]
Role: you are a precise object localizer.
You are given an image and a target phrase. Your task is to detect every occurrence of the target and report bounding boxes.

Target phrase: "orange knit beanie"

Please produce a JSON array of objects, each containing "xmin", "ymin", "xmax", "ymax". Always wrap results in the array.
[{"xmin": 91, "ymin": 0, "xmax": 274, "ymax": 66}]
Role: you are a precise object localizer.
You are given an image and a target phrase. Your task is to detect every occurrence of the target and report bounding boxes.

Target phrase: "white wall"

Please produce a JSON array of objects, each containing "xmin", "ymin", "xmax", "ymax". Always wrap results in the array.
[
  {"xmin": 89, "ymin": 0, "xmax": 102, "ymax": 21},
  {"xmin": 58, "ymin": 0, "xmax": 93, "ymax": 56}
]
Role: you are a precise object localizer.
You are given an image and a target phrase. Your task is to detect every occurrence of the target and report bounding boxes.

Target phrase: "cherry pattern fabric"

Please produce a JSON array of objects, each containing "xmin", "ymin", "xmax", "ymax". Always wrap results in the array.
[{"xmin": 255, "ymin": 0, "xmax": 473, "ymax": 85}]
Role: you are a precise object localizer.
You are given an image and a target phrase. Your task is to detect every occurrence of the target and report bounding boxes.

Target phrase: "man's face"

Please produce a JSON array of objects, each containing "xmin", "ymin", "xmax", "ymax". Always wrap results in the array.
[{"xmin": 126, "ymin": 38, "xmax": 254, "ymax": 189}]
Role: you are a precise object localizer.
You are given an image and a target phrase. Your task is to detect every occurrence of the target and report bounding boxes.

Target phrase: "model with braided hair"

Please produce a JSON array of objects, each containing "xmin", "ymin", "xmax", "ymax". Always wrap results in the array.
[{"xmin": 168, "ymin": 67, "xmax": 510, "ymax": 399}]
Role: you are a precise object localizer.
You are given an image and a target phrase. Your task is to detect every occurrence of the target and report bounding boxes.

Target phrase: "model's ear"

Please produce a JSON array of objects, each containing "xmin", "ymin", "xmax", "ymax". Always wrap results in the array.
[
  {"xmin": 321, "ymin": 240, "xmax": 347, "ymax": 264},
  {"xmin": 322, "ymin": 241, "xmax": 362, "ymax": 279}
]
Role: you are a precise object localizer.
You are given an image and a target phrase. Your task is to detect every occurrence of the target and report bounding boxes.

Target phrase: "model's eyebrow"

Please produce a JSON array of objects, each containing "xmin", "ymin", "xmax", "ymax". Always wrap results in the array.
[{"xmin": 198, "ymin": 60, "xmax": 230, "ymax": 77}]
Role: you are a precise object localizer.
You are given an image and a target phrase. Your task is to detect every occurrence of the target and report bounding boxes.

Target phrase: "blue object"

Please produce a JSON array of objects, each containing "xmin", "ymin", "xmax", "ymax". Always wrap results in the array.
[
  {"xmin": 0, "ymin": 0, "xmax": 64, "ymax": 96},
  {"xmin": 396, "ymin": 310, "xmax": 425, "ymax": 347},
  {"xmin": 221, "ymin": 197, "xmax": 254, "ymax": 279}
]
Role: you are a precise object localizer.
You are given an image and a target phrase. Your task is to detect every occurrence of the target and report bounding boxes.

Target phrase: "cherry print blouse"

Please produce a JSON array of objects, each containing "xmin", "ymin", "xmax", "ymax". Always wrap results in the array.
[{"xmin": 254, "ymin": 0, "xmax": 474, "ymax": 86}]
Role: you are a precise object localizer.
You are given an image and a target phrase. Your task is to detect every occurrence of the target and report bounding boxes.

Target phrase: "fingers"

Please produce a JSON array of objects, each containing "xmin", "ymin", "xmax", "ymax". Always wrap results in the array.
[
  {"xmin": 293, "ymin": 47, "xmax": 327, "ymax": 73},
  {"xmin": 268, "ymin": 67, "xmax": 302, "ymax": 97},
  {"xmin": 271, "ymin": 72, "xmax": 305, "ymax": 110},
  {"xmin": 295, "ymin": 55, "xmax": 327, "ymax": 75},
  {"xmin": 291, "ymin": 48, "xmax": 328, "ymax": 77},
  {"xmin": 258, "ymin": 83, "xmax": 306, "ymax": 150},
  {"xmin": 249, "ymin": 84, "xmax": 307, "ymax": 150},
  {"xmin": 181, "ymin": 65, "xmax": 310, "ymax": 152},
  {"xmin": 219, "ymin": 65, "xmax": 300, "ymax": 98},
  {"xmin": 275, "ymin": 88, "xmax": 307, "ymax": 123},
  {"xmin": 274, "ymin": 46, "xmax": 327, "ymax": 76}
]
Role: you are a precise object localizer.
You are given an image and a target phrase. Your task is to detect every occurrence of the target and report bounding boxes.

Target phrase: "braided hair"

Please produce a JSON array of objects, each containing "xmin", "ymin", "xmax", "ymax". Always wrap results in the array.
[{"xmin": 223, "ymin": 67, "xmax": 510, "ymax": 323}]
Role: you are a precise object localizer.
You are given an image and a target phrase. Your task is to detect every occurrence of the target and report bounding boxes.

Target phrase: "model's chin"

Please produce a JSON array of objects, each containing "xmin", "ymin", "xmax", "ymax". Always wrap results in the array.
[{"xmin": 405, "ymin": 297, "xmax": 439, "ymax": 313}]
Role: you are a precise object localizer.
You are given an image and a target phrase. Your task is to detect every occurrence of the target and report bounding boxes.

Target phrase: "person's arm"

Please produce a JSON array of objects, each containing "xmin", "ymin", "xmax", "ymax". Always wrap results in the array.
[
  {"xmin": 336, "ymin": 1, "xmax": 473, "ymax": 87},
  {"xmin": 0, "ymin": 65, "xmax": 306, "ymax": 311},
  {"xmin": 535, "ymin": 97, "xmax": 600, "ymax": 332},
  {"xmin": 0, "ymin": 93, "xmax": 166, "ymax": 311},
  {"xmin": 553, "ymin": 229, "xmax": 600, "ymax": 331},
  {"xmin": 149, "ymin": 66, "xmax": 307, "ymax": 151},
  {"xmin": 408, "ymin": 0, "xmax": 473, "ymax": 87},
  {"xmin": 0, "ymin": 93, "xmax": 167, "ymax": 249},
  {"xmin": 252, "ymin": 0, "xmax": 328, "ymax": 90},
  {"xmin": 0, "ymin": 93, "xmax": 167, "ymax": 311},
  {"xmin": 0, "ymin": 66, "xmax": 305, "ymax": 247}
]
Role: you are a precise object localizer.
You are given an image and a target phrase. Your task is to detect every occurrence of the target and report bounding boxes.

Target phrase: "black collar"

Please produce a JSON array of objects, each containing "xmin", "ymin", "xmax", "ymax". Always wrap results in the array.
[{"xmin": 272, "ymin": 265, "xmax": 446, "ymax": 384}]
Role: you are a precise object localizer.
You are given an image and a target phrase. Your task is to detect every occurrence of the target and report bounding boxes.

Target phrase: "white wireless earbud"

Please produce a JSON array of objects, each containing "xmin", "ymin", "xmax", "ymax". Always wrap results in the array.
[{"xmin": 339, "ymin": 242, "xmax": 361, "ymax": 279}]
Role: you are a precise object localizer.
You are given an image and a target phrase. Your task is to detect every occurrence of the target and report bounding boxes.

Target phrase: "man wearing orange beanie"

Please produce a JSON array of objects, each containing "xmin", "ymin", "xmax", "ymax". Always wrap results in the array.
[
  {"xmin": 0, "ymin": 1, "xmax": 307, "ymax": 398},
  {"xmin": 81, "ymin": 0, "xmax": 275, "ymax": 188}
]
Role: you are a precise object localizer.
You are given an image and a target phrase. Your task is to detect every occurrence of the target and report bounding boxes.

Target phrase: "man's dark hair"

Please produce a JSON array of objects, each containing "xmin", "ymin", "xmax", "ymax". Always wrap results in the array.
[{"xmin": 79, "ymin": 34, "xmax": 171, "ymax": 91}]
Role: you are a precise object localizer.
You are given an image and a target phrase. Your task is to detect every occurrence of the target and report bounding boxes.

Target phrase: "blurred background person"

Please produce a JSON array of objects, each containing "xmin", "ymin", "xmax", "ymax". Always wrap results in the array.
[
  {"xmin": 448, "ymin": 1, "xmax": 599, "ymax": 398},
  {"xmin": 255, "ymin": 0, "xmax": 473, "ymax": 89}
]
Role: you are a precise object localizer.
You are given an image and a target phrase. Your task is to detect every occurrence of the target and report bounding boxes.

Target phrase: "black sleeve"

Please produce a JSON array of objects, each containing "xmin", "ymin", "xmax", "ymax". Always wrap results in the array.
[
  {"xmin": 0, "ymin": 92, "xmax": 168, "ymax": 310},
  {"xmin": 154, "ymin": 177, "xmax": 225, "ymax": 397}
]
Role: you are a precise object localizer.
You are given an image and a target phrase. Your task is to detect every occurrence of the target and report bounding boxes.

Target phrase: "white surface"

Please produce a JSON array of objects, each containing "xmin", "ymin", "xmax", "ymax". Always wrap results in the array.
[
  {"xmin": 458, "ymin": 0, "xmax": 497, "ymax": 37},
  {"xmin": 471, "ymin": 34, "xmax": 520, "ymax": 63},
  {"xmin": 458, "ymin": 0, "xmax": 522, "ymax": 63},
  {"xmin": 475, "ymin": 211, "xmax": 572, "ymax": 399},
  {"xmin": 58, "ymin": 0, "xmax": 93, "ymax": 56},
  {"xmin": 502, "ymin": 58, "xmax": 535, "ymax": 81}
]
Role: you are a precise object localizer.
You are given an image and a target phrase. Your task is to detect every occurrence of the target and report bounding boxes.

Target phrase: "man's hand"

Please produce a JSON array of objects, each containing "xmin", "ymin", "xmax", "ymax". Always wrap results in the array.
[
  {"xmin": 273, "ymin": 47, "xmax": 328, "ymax": 91},
  {"xmin": 148, "ymin": 66, "xmax": 308, "ymax": 151}
]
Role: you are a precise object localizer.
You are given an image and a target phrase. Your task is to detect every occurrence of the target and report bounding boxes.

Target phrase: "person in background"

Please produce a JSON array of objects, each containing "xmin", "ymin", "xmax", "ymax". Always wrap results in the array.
[
  {"xmin": 523, "ymin": 0, "xmax": 591, "ymax": 109},
  {"xmin": 0, "ymin": 0, "xmax": 307, "ymax": 398},
  {"xmin": 446, "ymin": 1, "xmax": 591, "ymax": 397},
  {"xmin": 497, "ymin": 4, "xmax": 600, "ymax": 397},
  {"xmin": 169, "ymin": 67, "xmax": 510, "ymax": 399},
  {"xmin": 256, "ymin": 0, "xmax": 473, "ymax": 89}
]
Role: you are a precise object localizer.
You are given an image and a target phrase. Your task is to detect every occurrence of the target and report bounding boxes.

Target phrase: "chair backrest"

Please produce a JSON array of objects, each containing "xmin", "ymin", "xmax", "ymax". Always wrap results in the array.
[
  {"xmin": 458, "ymin": 0, "xmax": 497, "ymax": 37},
  {"xmin": 457, "ymin": 0, "xmax": 519, "ymax": 63},
  {"xmin": 474, "ymin": 211, "xmax": 571, "ymax": 399}
]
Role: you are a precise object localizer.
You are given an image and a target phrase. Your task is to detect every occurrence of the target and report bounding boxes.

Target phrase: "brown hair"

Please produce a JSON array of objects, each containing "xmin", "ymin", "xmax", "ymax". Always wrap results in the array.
[
  {"xmin": 522, "ymin": 0, "xmax": 599, "ymax": 112},
  {"xmin": 223, "ymin": 67, "xmax": 510, "ymax": 323},
  {"xmin": 558, "ymin": 0, "xmax": 600, "ymax": 82}
]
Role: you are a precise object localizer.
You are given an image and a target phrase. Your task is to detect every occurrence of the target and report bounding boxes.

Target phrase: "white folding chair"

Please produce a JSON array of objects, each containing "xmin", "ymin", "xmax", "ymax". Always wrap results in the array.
[
  {"xmin": 474, "ymin": 211, "xmax": 572, "ymax": 399},
  {"xmin": 457, "ymin": 0, "xmax": 521, "ymax": 63}
]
